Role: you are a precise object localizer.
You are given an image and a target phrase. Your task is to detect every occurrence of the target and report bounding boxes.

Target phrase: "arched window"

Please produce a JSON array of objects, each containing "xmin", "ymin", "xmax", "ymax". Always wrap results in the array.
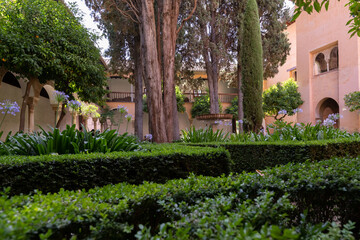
[
  {"xmin": 2, "ymin": 72, "xmax": 21, "ymax": 88},
  {"xmin": 329, "ymin": 47, "xmax": 338, "ymax": 70},
  {"xmin": 315, "ymin": 53, "xmax": 327, "ymax": 74},
  {"xmin": 40, "ymin": 88, "xmax": 49, "ymax": 99}
]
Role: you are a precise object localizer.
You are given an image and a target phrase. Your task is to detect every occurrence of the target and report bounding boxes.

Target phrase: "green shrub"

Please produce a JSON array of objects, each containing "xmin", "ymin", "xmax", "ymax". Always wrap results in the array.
[
  {"xmin": 188, "ymin": 138, "xmax": 360, "ymax": 172},
  {"xmin": 190, "ymin": 94, "xmax": 222, "ymax": 118},
  {"xmin": 138, "ymin": 192, "xmax": 356, "ymax": 239},
  {"xmin": 181, "ymin": 126, "xmax": 229, "ymax": 143},
  {"xmin": 0, "ymin": 125, "xmax": 140, "ymax": 156},
  {"xmin": 0, "ymin": 157, "xmax": 359, "ymax": 239},
  {"xmin": 0, "ymin": 144, "xmax": 230, "ymax": 195}
]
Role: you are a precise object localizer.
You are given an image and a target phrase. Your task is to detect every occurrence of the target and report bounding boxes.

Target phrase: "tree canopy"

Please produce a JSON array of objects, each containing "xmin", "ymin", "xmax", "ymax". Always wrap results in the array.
[
  {"xmin": 0, "ymin": 0, "xmax": 108, "ymax": 104},
  {"xmin": 242, "ymin": 0, "xmax": 264, "ymax": 132},
  {"xmin": 262, "ymin": 78, "xmax": 304, "ymax": 120}
]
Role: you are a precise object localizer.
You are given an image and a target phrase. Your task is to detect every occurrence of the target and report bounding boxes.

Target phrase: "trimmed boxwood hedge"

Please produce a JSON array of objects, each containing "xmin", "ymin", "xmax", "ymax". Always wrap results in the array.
[
  {"xmin": 0, "ymin": 156, "xmax": 359, "ymax": 239},
  {"xmin": 0, "ymin": 144, "xmax": 230, "ymax": 195},
  {"xmin": 187, "ymin": 138, "xmax": 360, "ymax": 172}
]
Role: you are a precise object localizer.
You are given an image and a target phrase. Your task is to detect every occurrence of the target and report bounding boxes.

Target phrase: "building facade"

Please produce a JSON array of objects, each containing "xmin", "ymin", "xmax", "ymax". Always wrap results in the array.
[{"xmin": 266, "ymin": 0, "xmax": 360, "ymax": 132}]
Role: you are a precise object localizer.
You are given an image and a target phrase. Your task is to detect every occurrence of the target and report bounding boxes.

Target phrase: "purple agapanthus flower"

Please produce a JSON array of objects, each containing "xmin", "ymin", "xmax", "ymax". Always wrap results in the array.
[
  {"xmin": 224, "ymin": 121, "xmax": 232, "ymax": 126},
  {"xmin": 54, "ymin": 90, "xmax": 69, "ymax": 103},
  {"xmin": 278, "ymin": 109, "xmax": 287, "ymax": 115},
  {"xmin": 145, "ymin": 134, "xmax": 153, "ymax": 141},
  {"xmin": 117, "ymin": 105, "xmax": 128, "ymax": 114},
  {"xmin": 68, "ymin": 100, "xmax": 82, "ymax": 112},
  {"xmin": 292, "ymin": 108, "xmax": 303, "ymax": 114},
  {"xmin": 0, "ymin": 100, "xmax": 20, "ymax": 116},
  {"xmin": 125, "ymin": 113, "xmax": 133, "ymax": 121}
]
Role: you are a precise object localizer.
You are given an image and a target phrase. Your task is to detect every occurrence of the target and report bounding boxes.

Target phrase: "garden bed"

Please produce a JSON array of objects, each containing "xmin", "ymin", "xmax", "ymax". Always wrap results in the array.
[
  {"xmin": 0, "ymin": 156, "xmax": 359, "ymax": 239},
  {"xmin": 0, "ymin": 144, "xmax": 230, "ymax": 195},
  {"xmin": 187, "ymin": 137, "xmax": 360, "ymax": 172}
]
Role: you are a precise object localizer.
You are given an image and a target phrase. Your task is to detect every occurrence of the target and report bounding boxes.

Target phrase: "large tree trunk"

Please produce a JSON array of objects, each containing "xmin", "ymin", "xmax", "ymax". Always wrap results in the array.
[
  {"xmin": 19, "ymin": 80, "xmax": 33, "ymax": 132},
  {"xmin": 0, "ymin": 66, "xmax": 7, "ymax": 88},
  {"xmin": 140, "ymin": 0, "xmax": 167, "ymax": 143},
  {"xmin": 200, "ymin": 3, "xmax": 220, "ymax": 115},
  {"xmin": 134, "ymin": 36, "xmax": 143, "ymax": 141},
  {"xmin": 162, "ymin": 0, "xmax": 180, "ymax": 141}
]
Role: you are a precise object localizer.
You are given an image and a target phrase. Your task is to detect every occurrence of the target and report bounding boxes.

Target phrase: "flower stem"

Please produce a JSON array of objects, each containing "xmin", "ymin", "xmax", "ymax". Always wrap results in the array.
[
  {"xmin": 0, "ymin": 110, "xmax": 8, "ymax": 130},
  {"xmin": 55, "ymin": 104, "xmax": 59, "ymax": 128}
]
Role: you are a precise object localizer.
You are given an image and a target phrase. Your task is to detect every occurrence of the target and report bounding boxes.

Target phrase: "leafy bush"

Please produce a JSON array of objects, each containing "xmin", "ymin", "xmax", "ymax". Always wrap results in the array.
[
  {"xmin": 344, "ymin": 90, "xmax": 360, "ymax": 112},
  {"xmin": 0, "ymin": 125, "xmax": 140, "ymax": 156},
  {"xmin": 189, "ymin": 137, "xmax": 360, "ymax": 172},
  {"xmin": 191, "ymin": 94, "xmax": 222, "ymax": 118},
  {"xmin": 138, "ymin": 192, "xmax": 356, "ymax": 239},
  {"xmin": 181, "ymin": 126, "xmax": 229, "ymax": 143},
  {"xmin": 0, "ymin": 156, "xmax": 359, "ymax": 239},
  {"xmin": 225, "ymin": 96, "xmax": 239, "ymax": 118},
  {"xmin": 262, "ymin": 79, "xmax": 304, "ymax": 120},
  {"xmin": 0, "ymin": 144, "xmax": 230, "ymax": 195}
]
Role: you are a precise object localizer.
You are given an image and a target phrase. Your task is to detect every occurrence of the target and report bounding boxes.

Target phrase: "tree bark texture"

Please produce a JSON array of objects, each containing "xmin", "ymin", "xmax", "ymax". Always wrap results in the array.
[
  {"xmin": 162, "ymin": 0, "xmax": 180, "ymax": 141},
  {"xmin": 19, "ymin": 80, "xmax": 33, "ymax": 132},
  {"xmin": 56, "ymin": 102, "xmax": 66, "ymax": 128},
  {"xmin": 140, "ymin": 0, "xmax": 167, "ymax": 143},
  {"xmin": 200, "ymin": 2, "xmax": 220, "ymax": 114},
  {"xmin": 134, "ymin": 36, "xmax": 144, "ymax": 141}
]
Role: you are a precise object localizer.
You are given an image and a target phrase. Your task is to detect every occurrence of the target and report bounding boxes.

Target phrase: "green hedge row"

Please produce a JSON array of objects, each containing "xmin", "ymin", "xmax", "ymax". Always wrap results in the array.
[
  {"xmin": 0, "ymin": 144, "xmax": 230, "ymax": 195},
  {"xmin": 188, "ymin": 138, "xmax": 360, "ymax": 172},
  {"xmin": 0, "ymin": 156, "xmax": 359, "ymax": 239}
]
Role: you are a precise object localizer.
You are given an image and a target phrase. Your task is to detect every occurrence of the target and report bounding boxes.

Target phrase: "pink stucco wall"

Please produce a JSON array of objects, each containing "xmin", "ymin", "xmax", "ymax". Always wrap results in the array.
[
  {"xmin": 295, "ymin": 0, "xmax": 360, "ymax": 131},
  {"xmin": 266, "ymin": 0, "xmax": 360, "ymax": 132}
]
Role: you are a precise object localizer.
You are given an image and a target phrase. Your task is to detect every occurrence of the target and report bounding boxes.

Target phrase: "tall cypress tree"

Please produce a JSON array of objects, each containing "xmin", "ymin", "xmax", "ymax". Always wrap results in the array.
[{"xmin": 241, "ymin": 0, "xmax": 264, "ymax": 132}]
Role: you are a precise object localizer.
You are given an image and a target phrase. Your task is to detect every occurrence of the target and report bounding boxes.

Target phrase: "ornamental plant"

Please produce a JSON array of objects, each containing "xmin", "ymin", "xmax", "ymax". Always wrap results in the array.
[
  {"xmin": 262, "ymin": 79, "xmax": 304, "ymax": 120},
  {"xmin": 0, "ymin": 100, "xmax": 20, "ymax": 133},
  {"xmin": 191, "ymin": 94, "xmax": 222, "ymax": 118},
  {"xmin": 344, "ymin": 91, "xmax": 360, "ymax": 112},
  {"xmin": 68, "ymin": 100, "xmax": 81, "ymax": 124},
  {"xmin": 53, "ymin": 90, "xmax": 69, "ymax": 127},
  {"xmin": 125, "ymin": 113, "xmax": 132, "ymax": 132},
  {"xmin": 117, "ymin": 105, "xmax": 128, "ymax": 133}
]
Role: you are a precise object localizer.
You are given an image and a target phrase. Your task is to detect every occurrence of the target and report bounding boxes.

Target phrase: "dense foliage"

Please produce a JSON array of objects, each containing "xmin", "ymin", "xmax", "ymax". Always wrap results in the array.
[
  {"xmin": 181, "ymin": 126, "xmax": 229, "ymax": 143},
  {"xmin": 0, "ymin": 125, "xmax": 140, "ymax": 156},
  {"xmin": 263, "ymin": 79, "xmax": 304, "ymax": 120},
  {"xmin": 181, "ymin": 121, "xmax": 356, "ymax": 143},
  {"xmin": 0, "ymin": 144, "xmax": 230, "ymax": 195},
  {"xmin": 225, "ymin": 96, "xmax": 240, "ymax": 118},
  {"xmin": 344, "ymin": 91, "xmax": 360, "ymax": 112},
  {"xmin": 0, "ymin": 156, "xmax": 359, "ymax": 239},
  {"xmin": 241, "ymin": 0, "xmax": 264, "ymax": 132},
  {"xmin": 190, "ymin": 94, "xmax": 222, "ymax": 118},
  {"xmin": 0, "ymin": 0, "xmax": 108, "ymax": 104},
  {"xmin": 191, "ymin": 137, "xmax": 360, "ymax": 172}
]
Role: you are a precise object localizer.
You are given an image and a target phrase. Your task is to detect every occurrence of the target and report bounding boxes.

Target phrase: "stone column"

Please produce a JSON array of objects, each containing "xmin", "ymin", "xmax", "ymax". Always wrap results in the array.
[
  {"xmin": 83, "ymin": 116, "xmax": 89, "ymax": 131},
  {"xmin": 71, "ymin": 112, "xmax": 77, "ymax": 126},
  {"xmin": 92, "ymin": 117, "xmax": 98, "ymax": 131},
  {"xmin": 51, "ymin": 104, "xmax": 61, "ymax": 127}
]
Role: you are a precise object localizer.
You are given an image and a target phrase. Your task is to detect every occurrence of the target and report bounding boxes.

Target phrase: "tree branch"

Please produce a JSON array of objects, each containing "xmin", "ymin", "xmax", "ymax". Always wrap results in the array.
[
  {"xmin": 176, "ymin": 0, "xmax": 197, "ymax": 35},
  {"xmin": 109, "ymin": 0, "xmax": 140, "ymax": 23}
]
